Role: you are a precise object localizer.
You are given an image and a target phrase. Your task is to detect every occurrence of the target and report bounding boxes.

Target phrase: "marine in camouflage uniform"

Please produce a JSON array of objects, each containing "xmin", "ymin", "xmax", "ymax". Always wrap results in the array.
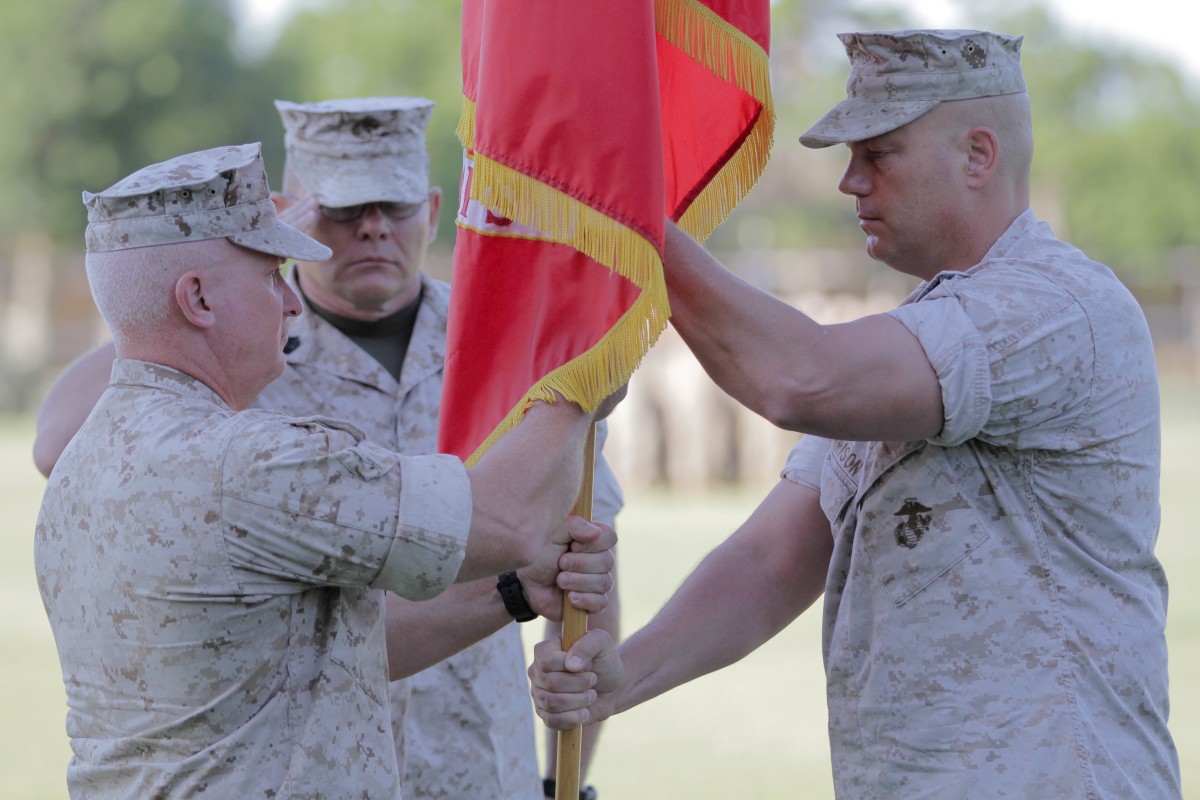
[
  {"xmin": 34, "ymin": 144, "xmax": 472, "ymax": 798},
  {"xmin": 783, "ymin": 206, "xmax": 1175, "ymax": 796},
  {"xmin": 31, "ymin": 98, "xmax": 623, "ymax": 799},
  {"xmin": 35, "ymin": 142, "xmax": 617, "ymax": 799},
  {"xmin": 792, "ymin": 33, "xmax": 1177, "ymax": 792},
  {"xmin": 528, "ymin": 29, "xmax": 1180, "ymax": 799},
  {"xmin": 268, "ymin": 98, "xmax": 623, "ymax": 800}
]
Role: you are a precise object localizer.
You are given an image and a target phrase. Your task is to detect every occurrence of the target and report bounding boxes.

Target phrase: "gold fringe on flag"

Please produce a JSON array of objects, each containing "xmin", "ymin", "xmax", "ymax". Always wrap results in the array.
[
  {"xmin": 454, "ymin": 0, "xmax": 775, "ymax": 463},
  {"xmin": 654, "ymin": 0, "xmax": 775, "ymax": 242},
  {"xmin": 463, "ymin": 286, "xmax": 668, "ymax": 466},
  {"xmin": 456, "ymin": 97, "xmax": 477, "ymax": 153},
  {"xmin": 456, "ymin": 110, "xmax": 671, "ymax": 466},
  {"xmin": 469, "ymin": 153, "xmax": 665, "ymax": 292}
]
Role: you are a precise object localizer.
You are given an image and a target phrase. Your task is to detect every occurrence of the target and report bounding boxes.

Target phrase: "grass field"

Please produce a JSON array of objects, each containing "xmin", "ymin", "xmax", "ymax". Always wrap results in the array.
[{"xmin": 2, "ymin": 377, "xmax": 1196, "ymax": 798}]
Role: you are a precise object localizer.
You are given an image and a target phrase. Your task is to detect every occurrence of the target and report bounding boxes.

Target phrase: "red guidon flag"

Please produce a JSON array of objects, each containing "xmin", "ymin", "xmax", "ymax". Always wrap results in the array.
[{"xmin": 439, "ymin": 0, "xmax": 773, "ymax": 465}]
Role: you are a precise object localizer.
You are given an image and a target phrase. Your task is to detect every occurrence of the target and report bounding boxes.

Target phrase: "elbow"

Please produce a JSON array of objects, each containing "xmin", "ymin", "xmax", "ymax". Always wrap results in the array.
[
  {"xmin": 758, "ymin": 378, "xmax": 821, "ymax": 432},
  {"xmin": 762, "ymin": 402, "xmax": 803, "ymax": 432}
]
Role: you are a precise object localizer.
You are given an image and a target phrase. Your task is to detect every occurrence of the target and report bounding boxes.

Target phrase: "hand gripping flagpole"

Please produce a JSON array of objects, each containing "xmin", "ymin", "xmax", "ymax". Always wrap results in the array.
[
  {"xmin": 452, "ymin": 6, "xmax": 773, "ymax": 799},
  {"xmin": 556, "ymin": 423, "xmax": 595, "ymax": 800}
]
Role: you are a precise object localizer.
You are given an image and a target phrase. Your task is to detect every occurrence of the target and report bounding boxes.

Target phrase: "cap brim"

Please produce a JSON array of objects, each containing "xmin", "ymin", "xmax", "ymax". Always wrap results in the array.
[
  {"xmin": 800, "ymin": 97, "xmax": 941, "ymax": 148},
  {"xmin": 229, "ymin": 220, "xmax": 331, "ymax": 262}
]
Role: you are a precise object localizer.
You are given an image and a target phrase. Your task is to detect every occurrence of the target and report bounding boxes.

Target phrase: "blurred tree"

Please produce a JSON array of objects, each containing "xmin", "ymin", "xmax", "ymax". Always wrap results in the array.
[
  {"xmin": 708, "ymin": 1, "xmax": 1200, "ymax": 292},
  {"xmin": 0, "ymin": 0, "xmax": 301, "ymax": 248},
  {"xmin": 1, "ymin": 0, "xmax": 1196, "ymax": 284},
  {"xmin": 1013, "ymin": 7, "xmax": 1200, "ymax": 292},
  {"xmin": 4, "ymin": 0, "xmax": 1195, "ymax": 408}
]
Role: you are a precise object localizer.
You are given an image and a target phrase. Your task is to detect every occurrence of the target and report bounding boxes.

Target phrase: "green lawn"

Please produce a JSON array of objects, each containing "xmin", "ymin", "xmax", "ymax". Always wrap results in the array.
[{"xmin": 4, "ymin": 377, "xmax": 1197, "ymax": 798}]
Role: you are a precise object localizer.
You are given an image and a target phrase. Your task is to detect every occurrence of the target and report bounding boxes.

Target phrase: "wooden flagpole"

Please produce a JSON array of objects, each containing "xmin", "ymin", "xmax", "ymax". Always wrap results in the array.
[{"xmin": 555, "ymin": 422, "xmax": 595, "ymax": 800}]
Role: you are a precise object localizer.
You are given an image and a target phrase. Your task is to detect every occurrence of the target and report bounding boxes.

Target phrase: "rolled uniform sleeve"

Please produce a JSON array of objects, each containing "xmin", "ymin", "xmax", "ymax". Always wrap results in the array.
[
  {"xmin": 219, "ymin": 413, "xmax": 469, "ymax": 601},
  {"xmin": 888, "ymin": 265, "xmax": 1098, "ymax": 452},
  {"xmin": 887, "ymin": 296, "xmax": 990, "ymax": 447},
  {"xmin": 376, "ymin": 452, "xmax": 470, "ymax": 597},
  {"xmin": 780, "ymin": 433, "xmax": 831, "ymax": 491}
]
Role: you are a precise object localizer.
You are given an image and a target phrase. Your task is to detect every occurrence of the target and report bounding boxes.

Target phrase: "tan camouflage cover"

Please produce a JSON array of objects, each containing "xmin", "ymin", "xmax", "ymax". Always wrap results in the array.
[
  {"xmin": 82, "ymin": 142, "xmax": 330, "ymax": 261},
  {"xmin": 275, "ymin": 97, "xmax": 434, "ymax": 207},
  {"xmin": 801, "ymin": 29, "xmax": 1026, "ymax": 148}
]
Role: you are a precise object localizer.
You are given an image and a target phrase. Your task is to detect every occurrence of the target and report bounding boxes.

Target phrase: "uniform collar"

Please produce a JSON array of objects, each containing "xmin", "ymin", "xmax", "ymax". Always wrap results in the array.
[
  {"xmin": 110, "ymin": 359, "xmax": 231, "ymax": 410},
  {"xmin": 282, "ymin": 269, "xmax": 448, "ymax": 394},
  {"xmin": 904, "ymin": 208, "xmax": 1039, "ymax": 303}
]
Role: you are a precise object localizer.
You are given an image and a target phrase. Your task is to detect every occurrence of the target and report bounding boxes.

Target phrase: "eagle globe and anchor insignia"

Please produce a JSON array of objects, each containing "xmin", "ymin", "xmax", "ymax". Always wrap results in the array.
[{"xmin": 893, "ymin": 497, "xmax": 932, "ymax": 549}]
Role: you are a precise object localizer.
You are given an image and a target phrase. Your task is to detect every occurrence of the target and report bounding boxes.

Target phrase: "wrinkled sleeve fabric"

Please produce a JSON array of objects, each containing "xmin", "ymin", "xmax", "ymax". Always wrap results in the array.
[
  {"xmin": 218, "ymin": 412, "xmax": 469, "ymax": 601},
  {"xmin": 381, "ymin": 451, "xmax": 471, "ymax": 598},
  {"xmin": 886, "ymin": 266, "xmax": 1094, "ymax": 452},
  {"xmin": 887, "ymin": 294, "xmax": 990, "ymax": 447},
  {"xmin": 591, "ymin": 419, "xmax": 624, "ymax": 528},
  {"xmin": 781, "ymin": 433, "xmax": 831, "ymax": 491}
]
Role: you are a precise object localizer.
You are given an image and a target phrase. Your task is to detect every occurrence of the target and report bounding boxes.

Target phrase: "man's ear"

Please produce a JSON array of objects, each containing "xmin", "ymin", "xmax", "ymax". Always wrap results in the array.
[
  {"xmin": 271, "ymin": 191, "xmax": 293, "ymax": 214},
  {"xmin": 426, "ymin": 186, "xmax": 443, "ymax": 243},
  {"xmin": 964, "ymin": 126, "xmax": 999, "ymax": 186},
  {"xmin": 174, "ymin": 270, "xmax": 215, "ymax": 329}
]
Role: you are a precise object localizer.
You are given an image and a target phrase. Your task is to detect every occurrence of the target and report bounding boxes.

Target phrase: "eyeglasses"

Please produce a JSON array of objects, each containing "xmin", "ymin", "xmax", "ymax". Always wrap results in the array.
[{"xmin": 318, "ymin": 201, "xmax": 424, "ymax": 223}]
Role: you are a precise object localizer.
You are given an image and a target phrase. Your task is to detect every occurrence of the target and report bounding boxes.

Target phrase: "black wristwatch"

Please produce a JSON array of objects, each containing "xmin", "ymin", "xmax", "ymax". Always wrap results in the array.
[
  {"xmin": 496, "ymin": 571, "xmax": 538, "ymax": 622},
  {"xmin": 543, "ymin": 778, "xmax": 597, "ymax": 800}
]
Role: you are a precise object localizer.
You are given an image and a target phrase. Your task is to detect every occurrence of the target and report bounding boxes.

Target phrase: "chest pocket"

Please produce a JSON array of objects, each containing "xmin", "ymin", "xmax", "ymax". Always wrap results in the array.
[{"xmin": 824, "ymin": 439, "xmax": 996, "ymax": 606}]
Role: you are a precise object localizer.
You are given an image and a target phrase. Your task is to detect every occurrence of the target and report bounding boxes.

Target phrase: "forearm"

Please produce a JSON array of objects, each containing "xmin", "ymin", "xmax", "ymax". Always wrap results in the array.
[
  {"xmin": 389, "ymin": 513, "xmax": 617, "ymax": 680},
  {"xmin": 33, "ymin": 340, "xmax": 117, "ymax": 477},
  {"xmin": 662, "ymin": 223, "xmax": 828, "ymax": 425},
  {"xmin": 385, "ymin": 579, "xmax": 510, "ymax": 679},
  {"xmin": 611, "ymin": 562, "xmax": 781, "ymax": 716},
  {"xmin": 459, "ymin": 400, "xmax": 592, "ymax": 582},
  {"xmin": 607, "ymin": 482, "xmax": 829, "ymax": 718}
]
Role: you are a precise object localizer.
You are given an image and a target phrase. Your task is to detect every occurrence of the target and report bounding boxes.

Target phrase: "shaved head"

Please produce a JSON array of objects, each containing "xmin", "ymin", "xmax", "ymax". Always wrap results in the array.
[
  {"xmin": 937, "ymin": 92, "xmax": 1033, "ymax": 190},
  {"xmin": 86, "ymin": 238, "xmax": 228, "ymax": 345}
]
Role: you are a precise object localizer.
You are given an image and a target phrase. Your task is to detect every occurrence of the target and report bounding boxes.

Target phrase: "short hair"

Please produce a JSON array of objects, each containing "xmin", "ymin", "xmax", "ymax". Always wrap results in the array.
[
  {"xmin": 85, "ymin": 238, "xmax": 224, "ymax": 340},
  {"xmin": 940, "ymin": 92, "xmax": 1034, "ymax": 178}
]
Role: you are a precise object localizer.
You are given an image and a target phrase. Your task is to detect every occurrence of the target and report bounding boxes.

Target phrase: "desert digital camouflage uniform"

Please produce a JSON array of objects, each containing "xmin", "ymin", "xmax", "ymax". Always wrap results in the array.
[
  {"xmin": 258, "ymin": 268, "xmax": 623, "ymax": 799},
  {"xmin": 782, "ymin": 209, "xmax": 1179, "ymax": 798},
  {"xmin": 35, "ymin": 359, "xmax": 471, "ymax": 799}
]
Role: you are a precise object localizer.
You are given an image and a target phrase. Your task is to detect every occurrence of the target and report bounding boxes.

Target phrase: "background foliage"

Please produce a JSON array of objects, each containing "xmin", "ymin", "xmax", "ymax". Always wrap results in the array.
[{"xmin": 0, "ymin": 0, "xmax": 1197, "ymax": 289}]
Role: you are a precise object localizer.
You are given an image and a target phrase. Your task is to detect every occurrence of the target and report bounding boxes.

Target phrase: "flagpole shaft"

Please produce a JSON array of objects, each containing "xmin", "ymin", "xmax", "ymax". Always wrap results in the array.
[{"xmin": 556, "ymin": 423, "xmax": 595, "ymax": 800}]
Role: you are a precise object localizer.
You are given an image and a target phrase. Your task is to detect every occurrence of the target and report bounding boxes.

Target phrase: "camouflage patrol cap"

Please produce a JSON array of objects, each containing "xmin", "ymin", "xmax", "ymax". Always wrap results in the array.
[
  {"xmin": 275, "ymin": 96, "xmax": 434, "ymax": 207},
  {"xmin": 82, "ymin": 143, "xmax": 332, "ymax": 261},
  {"xmin": 800, "ymin": 29, "xmax": 1026, "ymax": 148}
]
